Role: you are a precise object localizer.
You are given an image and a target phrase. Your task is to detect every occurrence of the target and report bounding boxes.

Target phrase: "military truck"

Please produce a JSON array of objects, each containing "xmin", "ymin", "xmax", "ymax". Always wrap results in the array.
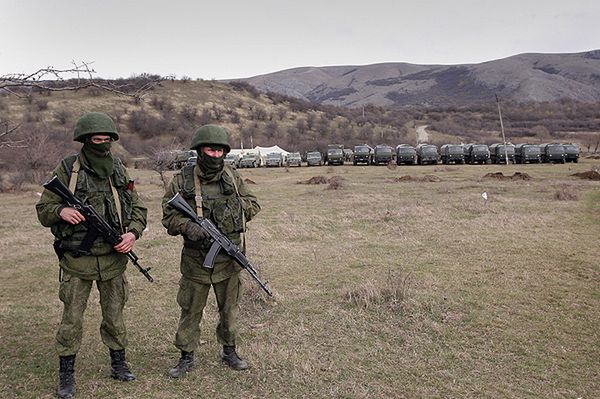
[
  {"xmin": 415, "ymin": 144, "xmax": 439, "ymax": 165},
  {"xmin": 239, "ymin": 152, "xmax": 262, "ymax": 168},
  {"xmin": 306, "ymin": 151, "xmax": 323, "ymax": 166},
  {"xmin": 489, "ymin": 143, "xmax": 516, "ymax": 164},
  {"xmin": 173, "ymin": 150, "xmax": 197, "ymax": 169},
  {"xmin": 352, "ymin": 145, "xmax": 373, "ymax": 165},
  {"xmin": 265, "ymin": 152, "xmax": 284, "ymax": 167},
  {"xmin": 562, "ymin": 143, "xmax": 580, "ymax": 163},
  {"xmin": 514, "ymin": 143, "xmax": 541, "ymax": 164},
  {"xmin": 224, "ymin": 152, "xmax": 240, "ymax": 168},
  {"xmin": 541, "ymin": 143, "xmax": 566, "ymax": 163},
  {"xmin": 325, "ymin": 144, "xmax": 344, "ymax": 165},
  {"xmin": 395, "ymin": 145, "xmax": 417, "ymax": 165},
  {"xmin": 373, "ymin": 144, "xmax": 394, "ymax": 165},
  {"xmin": 286, "ymin": 152, "xmax": 302, "ymax": 167},
  {"xmin": 464, "ymin": 144, "xmax": 490, "ymax": 164},
  {"xmin": 440, "ymin": 144, "xmax": 465, "ymax": 164}
]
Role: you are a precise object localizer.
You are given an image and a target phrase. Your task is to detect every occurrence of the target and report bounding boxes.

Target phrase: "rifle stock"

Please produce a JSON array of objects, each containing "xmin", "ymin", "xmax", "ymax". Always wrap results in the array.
[
  {"xmin": 43, "ymin": 176, "xmax": 154, "ymax": 283},
  {"xmin": 167, "ymin": 193, "xmax": 273, "ymax": 297}
]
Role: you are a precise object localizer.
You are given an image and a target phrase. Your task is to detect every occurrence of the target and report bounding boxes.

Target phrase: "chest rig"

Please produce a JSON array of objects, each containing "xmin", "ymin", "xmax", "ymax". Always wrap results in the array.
[
  {"xmin": 180, "ymin": 165, "xmax": 246, "ymax": 249},
  {"xmin": 52, "ymin": 154, "xmax": 133, "ymax": 257}
]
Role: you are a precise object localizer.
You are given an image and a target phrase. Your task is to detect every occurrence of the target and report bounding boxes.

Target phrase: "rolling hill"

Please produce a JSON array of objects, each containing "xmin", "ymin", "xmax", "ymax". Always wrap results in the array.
[{"xmin": 238, "ymin": 50, "xmax": 600, "ymax": 107}]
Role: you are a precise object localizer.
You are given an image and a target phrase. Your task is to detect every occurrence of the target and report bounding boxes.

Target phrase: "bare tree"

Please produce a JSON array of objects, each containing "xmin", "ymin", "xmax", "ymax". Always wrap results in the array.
[
  {"xmin": 0, "ymin": 120, "xmax": 24, "ymax": 149},
  {"xmin": 1, "ymin": 61, "xmax": 164, "ymax": 101}
]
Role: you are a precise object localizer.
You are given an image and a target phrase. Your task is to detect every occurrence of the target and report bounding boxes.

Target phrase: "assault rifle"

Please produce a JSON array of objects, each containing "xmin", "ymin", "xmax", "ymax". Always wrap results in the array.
[
  {"xmin": 167, "ymin": 193, "xmax": 273, "ymax": 297},
  {"xmin": 42, "ymin": 176, "xmax": 154, "ymax": 283}
]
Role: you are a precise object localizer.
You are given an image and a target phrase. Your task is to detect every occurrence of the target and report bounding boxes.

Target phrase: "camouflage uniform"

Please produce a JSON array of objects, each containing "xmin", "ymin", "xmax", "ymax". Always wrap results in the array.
[
  {"xmin": 36, "ymin": 155, "xmax": 147, "ymax": 354},
  {"xmin": 36, "ymin": 112, "xmax": 147, "ymax": 397},
  {"xmin": 162, "ymin": 125, "xmax": 260, "ymax": 374}
]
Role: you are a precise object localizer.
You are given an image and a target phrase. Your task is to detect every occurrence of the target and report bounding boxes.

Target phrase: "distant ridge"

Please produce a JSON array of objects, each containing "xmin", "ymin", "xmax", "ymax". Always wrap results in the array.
[{"xmin": 237, "ymin": 50, "xmax": 600, "ymax": 107}]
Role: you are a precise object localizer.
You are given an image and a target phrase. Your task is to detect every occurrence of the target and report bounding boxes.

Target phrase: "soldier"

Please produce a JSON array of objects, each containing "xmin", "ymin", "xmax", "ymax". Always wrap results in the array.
[
  {"xmin": 36, "ymin": 112, "xmax": 147, "ymax": 398},
  {"xmin": 162, "ymin": 124, "xmax": 260, "ymax": 377}
]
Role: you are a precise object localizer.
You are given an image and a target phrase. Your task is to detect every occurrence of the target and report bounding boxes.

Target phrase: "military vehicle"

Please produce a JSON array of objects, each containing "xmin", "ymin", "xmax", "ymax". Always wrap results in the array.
[
  {"xmin": 353, "ymin": 145, "xmax": 373, "ymax": 165},
  {"xmin": 562, "ymin": 143, "xmax": 580, "ymax": 163},
  {"xmin": 239, "ymin": 152, "xmax": 262, "ymax": 168},
  {"xmin": 489, "ymin": 143, "xmax": 516, "ymax": 164},
  {"xmin": 395, "ymin": 145, "xmax": 417, "ymax": 165},
  {"xmin": 440, "ymin": 144, "xmax": 465, "ymax": 164},
  {"xmin": 286, "ymin": 152, "xmax": 302, "ymax": 167},
  {"xmin": 265, "ymin": 152, "xmax": 284, "ymax": 167},
  {"xmin": 306, "ymin": 151, "xmax": 323, "ymax": 166},
  {"xmin": 541, "ymin": 143, "xmax": 566, "ymax": 163},
  {"xmin": 373, "ymin": 144, "xmax": 394, "ymax": 165},
  {"xmin": 173, "ymin": 150, "xmax": 197, "ymax": 169},
  {"xmin": 224, "ymin": 152, "xmax": 241, "ymax": 168},
  {"xmin": 464, "ymin": 144, "xmax": 490, "ymax": 164},
  {"xmin": 343, "ymin": 149, "xmax": 354, "ymax": 162},
  {"xmin": 514, "ymin": 143, "xmax": 541, "ymax": 164},
  {"xmin": 324, "ymin": 144, "xmax": 344, "ymax": 165},
  {"xmin": 415, "ymin": 144, "xmax": 439, "ymax": 165}
]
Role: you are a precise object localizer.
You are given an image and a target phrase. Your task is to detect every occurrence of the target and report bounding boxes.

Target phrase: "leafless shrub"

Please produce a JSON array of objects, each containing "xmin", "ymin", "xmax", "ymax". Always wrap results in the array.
[
  {"xmin": 87, "ymin": 87, "xmax": 101, "ymax": 97},
  {"xmin": 553, "ymin": 185, "xmax": 579, "ymax": 201},
  {"xmin": 180, "ymin": 104, "xmax": 197, "ymax": 123},
  {"xmin": 53, "ymin": 109, "xmax": 72, "ymax": 125},
  {"xmin": 199, "ymin": 108, "xmax": 212, "ymax": 125},
  {"xmin": 386, "ymin": 161, "xmax": 397, "ymax": 170},
  {"xmin": 239, "ymin": 265, "xmax": 273, "ymax": 312},
  {"xmin": 298, "ymin": 176, "xmax": 328, "ymax": 184},
  {"xmin": 344, "ymin": 271, "xmax": 411, "ymax": 310},
  {"xmin": 327, "ymin": 175, "xmax": 345, "ymax": 190},
  {"xmin": 35, "ymin": 99, "xmax": 48, "ymax": 111}
]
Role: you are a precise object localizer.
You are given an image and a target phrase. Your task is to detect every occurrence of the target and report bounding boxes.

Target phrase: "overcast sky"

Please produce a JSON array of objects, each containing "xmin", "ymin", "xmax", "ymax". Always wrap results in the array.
[{"xmin": 1, "ymin": 0, "xmax": 599, "ymax": 80}]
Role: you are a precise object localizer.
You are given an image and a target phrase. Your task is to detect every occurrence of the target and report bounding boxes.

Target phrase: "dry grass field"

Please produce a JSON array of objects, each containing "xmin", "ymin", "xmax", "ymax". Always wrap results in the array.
[{"xmin": 1, "ymin": 160, "xmax": 599, "ymax": 398}]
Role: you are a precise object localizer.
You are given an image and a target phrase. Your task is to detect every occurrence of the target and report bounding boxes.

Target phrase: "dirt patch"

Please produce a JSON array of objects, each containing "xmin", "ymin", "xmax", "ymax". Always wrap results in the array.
[
  {"xmin": 298, "ymin": 176, "xmax": 328, "ymax": 184},
  {"xmin": 391, "ymin": 175, "xmax": 441, "ymax": 183},
  {"xmin": 244, "ymin": 178, "xmax": 257, "ymax": 185},
  {"xmin": 482, "ymin": 172, "xmax": 531, "ymax": 181},
  {"xmin": 327, "ymin": 175, "xmax": 346, "ymax": 190},
  {"xmin": 585, "ymin": 155, "xmax": 600, "ymax": 160},
  {"xmin": 571, "ymin": 170, "xmax": 600, "ymax": 180},
  {"xmin": 298, "ymin": 175, "xmax": 345, "ymax": 186}
]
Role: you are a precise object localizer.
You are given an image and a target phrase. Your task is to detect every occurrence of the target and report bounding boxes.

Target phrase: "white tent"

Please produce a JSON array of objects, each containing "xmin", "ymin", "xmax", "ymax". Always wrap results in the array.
[{"xmin": 254, "ymin": 145, "xmax": 289, "ymax": 157}]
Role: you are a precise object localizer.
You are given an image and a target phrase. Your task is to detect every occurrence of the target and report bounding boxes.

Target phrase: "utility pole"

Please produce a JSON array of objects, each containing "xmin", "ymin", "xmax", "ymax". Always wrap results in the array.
[{"xmin": 495, "ymin": 94, "xmax": 509, "ymax": 165}]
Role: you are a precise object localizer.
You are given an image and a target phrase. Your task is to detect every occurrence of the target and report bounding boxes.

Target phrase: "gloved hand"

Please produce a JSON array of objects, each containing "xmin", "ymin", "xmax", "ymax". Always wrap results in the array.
[{"xmin": 183, "ymin": 220, "xmax": 210, "ymax": 241}]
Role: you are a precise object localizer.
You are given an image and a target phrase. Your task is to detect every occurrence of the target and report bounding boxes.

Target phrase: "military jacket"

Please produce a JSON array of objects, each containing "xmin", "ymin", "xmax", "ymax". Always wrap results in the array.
[
  {"xmin": 36, "ymin": 154, "xmax": 147, "ymax": 281},
  {"xmin": 162, "ymin": 164, "xmax": 260, "ymax": 284}
]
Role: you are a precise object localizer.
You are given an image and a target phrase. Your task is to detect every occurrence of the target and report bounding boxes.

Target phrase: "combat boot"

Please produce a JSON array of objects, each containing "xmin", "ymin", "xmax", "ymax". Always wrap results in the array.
[
  {"xmin": 57, "ymin": 355, "xmax": 76, "ymax": 399},
  {"xmin": 109, "ymin": 349, "xmax": 136, "ymax": 381},
  {"xmin": 168, "ymin": 351, "xmax": 195, "ymax": 378},
  {"xmin": 222, "ymin": 346, "xmax": 249, "ymax": 370}
]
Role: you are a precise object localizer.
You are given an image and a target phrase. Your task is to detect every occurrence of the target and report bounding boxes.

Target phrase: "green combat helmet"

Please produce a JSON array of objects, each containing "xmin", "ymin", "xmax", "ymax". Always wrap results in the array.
[
  {"xmin": 190, "ymin": 124, "xmax": 231, "ymax": 153},
  {"xmin": 73, "ymin": 112, "xmax": 119, "ymax": 142}
]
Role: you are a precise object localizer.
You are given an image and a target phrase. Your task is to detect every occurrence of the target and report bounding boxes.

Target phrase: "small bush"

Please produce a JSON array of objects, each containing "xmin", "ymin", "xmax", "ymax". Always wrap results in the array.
[
  {"xmin": 553, "ymin": 185, "xmax": 579, "ymax": 201},
  {"xmin": 344, "ymin": 271, "xmax": 411, "ymax": 310},
  {"xmin": 35, "ymin": 99, "xmax": 48, "ymax": 111}
]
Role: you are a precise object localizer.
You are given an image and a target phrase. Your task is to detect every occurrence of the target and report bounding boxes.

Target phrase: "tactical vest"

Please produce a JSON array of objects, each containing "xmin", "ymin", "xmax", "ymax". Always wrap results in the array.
[
  {"xmin": 51, "ymin": 154, "xmax": 134, "ymax": 256},
  {"xmin": 179, "ymin": 165, "xmax": 245, "ymax": 251}
]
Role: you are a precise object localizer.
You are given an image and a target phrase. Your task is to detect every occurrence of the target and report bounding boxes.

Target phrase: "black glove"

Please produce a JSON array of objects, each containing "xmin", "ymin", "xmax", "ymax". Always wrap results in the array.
[{"xmin": 183, "ymin": 220, "xmax": 210, "ymax": 241}]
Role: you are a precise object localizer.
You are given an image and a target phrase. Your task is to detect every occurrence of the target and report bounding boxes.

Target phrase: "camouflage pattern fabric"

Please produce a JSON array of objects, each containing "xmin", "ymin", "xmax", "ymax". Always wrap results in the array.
[
  {"xmin": 174, "ymin": 274, "xmax": 241, "ymax": 351},
  {"xmin": 56, "ymin": 272, "xmax": 129, "ymax": 356}
]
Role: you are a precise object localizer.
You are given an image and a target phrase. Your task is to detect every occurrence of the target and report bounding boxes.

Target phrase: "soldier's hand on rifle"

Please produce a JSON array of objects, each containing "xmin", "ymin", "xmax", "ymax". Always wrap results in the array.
[
  {"xmin": 114, "ymin": 232, "xmax": 136, "ymax": 253},
  {"xmin": 59, "ymin": 207, "xmax": 86, "ymax": 225},
  {"xmin": 183, "ymin": 220, "xmax": 209, "ymax": 241}
]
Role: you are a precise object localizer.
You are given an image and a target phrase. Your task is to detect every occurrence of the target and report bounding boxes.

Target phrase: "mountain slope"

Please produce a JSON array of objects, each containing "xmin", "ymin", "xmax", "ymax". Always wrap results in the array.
[{"xmin": 240, "ymin": 50, "xmax": 600, "ymax": 107}]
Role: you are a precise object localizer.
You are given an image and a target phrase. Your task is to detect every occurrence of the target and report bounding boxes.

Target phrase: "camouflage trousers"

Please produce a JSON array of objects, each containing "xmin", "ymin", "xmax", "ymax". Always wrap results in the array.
[
  {"xmin": 174, "ymin": 273, "xmax": 241, "ymax": 352},
  {"xmin": 56, "ymin": 271, "xmax": 129, "ymax": 356}
]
